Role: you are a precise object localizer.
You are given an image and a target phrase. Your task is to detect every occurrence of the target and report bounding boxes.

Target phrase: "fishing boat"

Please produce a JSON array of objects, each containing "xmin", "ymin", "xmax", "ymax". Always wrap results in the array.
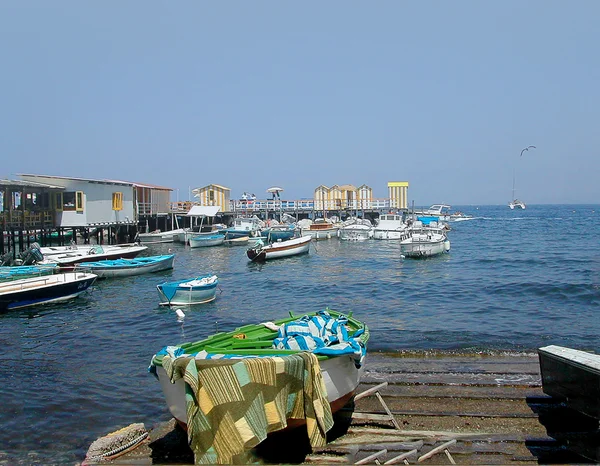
[
  {"xmin": 73, "ymin": 254, "xmax": 174, "ymax": 278},
  {"xmin": 538, "ymin": 345, "xmax": 600, "ymax": 421},
  {"xmin": 246, "ymin": 235, "xmax": 312, "ymax": 262},
  {"xmin": 39, "ymin": 244, "xmax": 148, "ymax": 266},
  {"xmin": 262, "ymin": 222, "xmax": 297, "ymax": 242},
  {"xmin": 0, "ymin": 271, "xmax": 97, "ymax": 311},
  {"xmin": 372, "ymin": 213, "xmax": 409, "ymax": 240},
  {"xmin": 156, "ymin": 274, "xmax": 218, "ymax": 306},
  {"xmin": 188, "ymin": 233, "xmax": 225, "ymax": 248},
  {"xmin": 400, "ymin": 220, "xmax": 450, "ymax": 258},
  {"xmin": 0, "ymin": 264, "xmax": 58, "ymax": 282},
  {"xmin": 148, "ymin": 308, "xmax": 368, "ymax": 463}
]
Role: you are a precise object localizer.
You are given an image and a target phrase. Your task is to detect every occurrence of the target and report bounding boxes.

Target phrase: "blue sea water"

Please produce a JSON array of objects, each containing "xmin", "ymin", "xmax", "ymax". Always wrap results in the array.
[{"xmin": 1, "ymin": 204, "xmax": 599, "ymax": 465}]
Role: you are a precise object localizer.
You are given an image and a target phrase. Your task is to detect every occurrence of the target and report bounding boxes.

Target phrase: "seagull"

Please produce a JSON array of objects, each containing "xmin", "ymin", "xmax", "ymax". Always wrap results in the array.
[{"xmin": 520, "ymin": 145, "xmax": 536, "ymax": 157}]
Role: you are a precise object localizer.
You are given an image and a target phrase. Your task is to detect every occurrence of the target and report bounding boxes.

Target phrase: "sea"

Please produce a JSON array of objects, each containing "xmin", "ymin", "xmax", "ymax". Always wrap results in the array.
[{"xmin": 2, "ymin": 204, "xmax": 599, "ymax": 465}]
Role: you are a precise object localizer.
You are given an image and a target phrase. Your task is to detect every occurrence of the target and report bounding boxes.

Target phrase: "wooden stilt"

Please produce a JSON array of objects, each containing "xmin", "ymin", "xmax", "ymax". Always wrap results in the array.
[
  {"xmin": 354, "ymin": 382, "xmax": 401, "ymax": 430},
  {"xmin": 417, "ymin": 439, "xmax": 456, "ymax": 464}
]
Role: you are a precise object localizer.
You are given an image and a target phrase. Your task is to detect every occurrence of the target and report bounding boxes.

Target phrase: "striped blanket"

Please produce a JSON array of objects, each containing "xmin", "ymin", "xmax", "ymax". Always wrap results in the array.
[
  {"xmin": 161, "ymin": 351, "xmax": 333, "ymax": 464},
  {"xmin": 272, "ymin": 309, "xmax": 367, "ymax": 367}
]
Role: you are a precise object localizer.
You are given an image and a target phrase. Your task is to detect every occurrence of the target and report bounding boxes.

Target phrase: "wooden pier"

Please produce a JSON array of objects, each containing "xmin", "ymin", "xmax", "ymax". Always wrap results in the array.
[{"xmin": 83, "ymin": 352, "xmax": 598, "ymax": 464}]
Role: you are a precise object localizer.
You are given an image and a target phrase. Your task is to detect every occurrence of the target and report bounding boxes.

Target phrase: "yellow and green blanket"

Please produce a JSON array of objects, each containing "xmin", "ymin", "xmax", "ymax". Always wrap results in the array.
[{"xmin": 163, "ymin": 352, "xmax": 334, "ymax": 464}]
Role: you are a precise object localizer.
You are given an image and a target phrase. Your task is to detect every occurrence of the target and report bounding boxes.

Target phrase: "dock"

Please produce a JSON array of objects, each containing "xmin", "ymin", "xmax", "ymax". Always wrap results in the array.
[{"xmin": 83, "ymin": 352, "xmax": 598, "ymax": 464}]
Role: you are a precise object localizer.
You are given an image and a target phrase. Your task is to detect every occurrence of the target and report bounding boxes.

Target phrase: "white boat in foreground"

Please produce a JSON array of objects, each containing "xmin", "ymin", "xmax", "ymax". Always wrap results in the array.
[
  {"xmin": 400, "ymin": 221, "xmax": 450, "ymax": 258},
  {"xmin": 0, "ymin": 272, "xmax": 97, "ymax": 311},
  {"xmin": 156, "ymin": 275, "xmax": 219, "ymax": 306},
  {"xmin": 246, "ymin": 235, "xmax": 312, "ymax": 262},
  {"xmin": 40, "ymin": 244, "xmax": 148, "ymax": 266}
]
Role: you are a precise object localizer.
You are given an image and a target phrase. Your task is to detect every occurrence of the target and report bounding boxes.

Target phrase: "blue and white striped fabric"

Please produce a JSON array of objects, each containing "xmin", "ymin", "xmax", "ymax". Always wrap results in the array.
[{"xmin": 272, "ymin": 310, "xmax": 366, "ymax": 367}]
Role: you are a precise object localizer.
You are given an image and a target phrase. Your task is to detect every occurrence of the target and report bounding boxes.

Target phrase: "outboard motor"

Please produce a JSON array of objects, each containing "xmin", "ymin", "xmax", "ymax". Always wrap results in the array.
[{"xmin": 18, "ymin": 242, "xmax": 44, "ymax": 265}]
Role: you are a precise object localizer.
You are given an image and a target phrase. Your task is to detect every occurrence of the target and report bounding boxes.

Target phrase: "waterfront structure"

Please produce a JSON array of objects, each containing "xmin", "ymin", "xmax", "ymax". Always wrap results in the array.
[
  {"xmin": 313, "ymin": 184, "xmax": 374, "ymax": 211},
  {"xmin": 191, "ymin": 184, "xmax": 231, "ymax": 213},
  {"xmin": 387, "ymin": 181, "xmax": 409, "ymax": 210}
]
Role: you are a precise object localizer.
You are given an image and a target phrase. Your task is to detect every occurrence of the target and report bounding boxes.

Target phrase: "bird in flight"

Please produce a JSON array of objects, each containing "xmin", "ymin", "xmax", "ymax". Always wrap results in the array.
[{"xmin": 520, "ymin": 145, "xmax": 536, "ymax": 157}]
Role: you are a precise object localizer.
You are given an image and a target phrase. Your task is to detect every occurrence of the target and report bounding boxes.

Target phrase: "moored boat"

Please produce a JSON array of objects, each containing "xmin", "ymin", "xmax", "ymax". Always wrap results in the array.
[
  {"xmin": 339, "ymin": 218, "xmax": 374, "ymax": 241},
  {"xmin": 138, "ymin": 228, "xmax": 186, "ymax": 244},
  {"xmin": 0, "ymin": 271, "xmax": 97, "ymax": 311},
  {"xmin": 73, "ymin": 254, "xmax": 174, "ymax": 278},
  {"xmin": 246, "ymin": 235, "xmax": 312, "ymax": 262},
  {"xmin": 372, "ymin": 213, "xmax": 409, "ymax": 240},
  {"xmin": 0, "ymin": 264, "xmax": 58, "ymax": 282},
  {"xmin": 299, "ymin": 218, "xmax": 340, "ymax": 240},
  {"xmin": 156, "ymin": 274, "xmax": 218, "ymax": 306},
  {"xmin": 39, "ymin": 243, "xmax": 148, "ymax": 266},
  {"xmin": 188, "ymin": 233, "xmax": 225, "ymax": 248},
  {"xmin": 400, "ymin": 220, "xmax": 450, "ymax": 258},
  {"xmin": 148, "ymin": 308, "xmax": 368, "ymax": 463}
]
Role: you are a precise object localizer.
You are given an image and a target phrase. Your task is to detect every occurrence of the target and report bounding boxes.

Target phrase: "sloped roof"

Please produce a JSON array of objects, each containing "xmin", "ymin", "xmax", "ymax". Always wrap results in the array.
[
  {"xmin": 0, "ymin": 178, "xmax": 65, "ymax": 189},
  {"xmin": 18, "ymin": 174, "xmax": 173, "ymax": 191},
  {"xmin": 187, "ymin": 205, "xmax": 221, "ymax": 217}
]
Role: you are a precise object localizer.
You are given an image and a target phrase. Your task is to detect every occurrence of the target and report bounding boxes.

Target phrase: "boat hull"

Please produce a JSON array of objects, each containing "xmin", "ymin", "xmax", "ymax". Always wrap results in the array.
[
  {"xmin": 188, "ymin": 235, "xmax": 224, "ymax": 248},
  {"xmin": 157, "ymin": 276, "xmax": 218, "ymax": 306},
  {"xmin": 0, "ymin": 272, "xmax": 97, "ymax": 311},
  {"xmin": 246, "ymin": 236, "xmax": 311, "ymax": 262},
  {"xmin": 300, "ymin": 227, "xmax": 338, "ymax": 240},
  {"xmin": 155, "ymin": 353, "xmax": 364, "ymax": 427},
  {"xmin": 138, "ymin": 229, "xmax": 186, "ymax": 244},
  {"xmin": 339, "ymin": 227, "xmax": 373, "ymax": 241},
  {"xmin": 400, "ymin": 239, "xmax": 450, "ymax": 258},
  {"xmin": 74, "ymin": 255, "xmax": 174, "ymax": 278},
  {"xmin": 41, "ymin": 244, "xmax": 148, "ymax": 266}
]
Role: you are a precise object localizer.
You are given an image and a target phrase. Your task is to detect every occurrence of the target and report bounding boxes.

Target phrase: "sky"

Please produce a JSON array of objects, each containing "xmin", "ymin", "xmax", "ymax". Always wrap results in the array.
[{"xmin": 1, "ymin": 1, "xmax": 599, "ymax": 206}]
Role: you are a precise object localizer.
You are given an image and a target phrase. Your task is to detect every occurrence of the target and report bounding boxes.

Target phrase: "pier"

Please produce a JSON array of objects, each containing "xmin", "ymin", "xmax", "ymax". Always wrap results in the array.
[{"xmin": 83, "ymin": 352, "xmax": 597, "ymax": 464}]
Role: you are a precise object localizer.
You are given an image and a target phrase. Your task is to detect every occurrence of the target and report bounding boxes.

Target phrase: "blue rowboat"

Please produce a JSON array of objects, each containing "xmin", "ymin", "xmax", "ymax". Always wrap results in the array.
[
  {"xmin": 74, "ymin": 254, "xmax": 175, "ymax": 278},
  {"xmin": 157, "ymin": 274, "xmax": 218, "ymax": 306},
  {"xmin": 0, "ymin": 272, "xmax": 97, "ymax": 311},
  {"xmin": 188, "ymin": 234, "xmax": 224, "ymax": 248},
  {"xmin": 0, "ymin": 264, "xmax": 58, "ymax": 282}
]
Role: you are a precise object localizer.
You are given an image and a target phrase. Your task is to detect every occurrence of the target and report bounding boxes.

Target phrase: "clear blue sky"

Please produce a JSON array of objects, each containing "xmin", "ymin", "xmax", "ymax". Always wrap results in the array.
[{"xmin": 1, "ymin": 1, "xmax": 599, "ymax": 205}]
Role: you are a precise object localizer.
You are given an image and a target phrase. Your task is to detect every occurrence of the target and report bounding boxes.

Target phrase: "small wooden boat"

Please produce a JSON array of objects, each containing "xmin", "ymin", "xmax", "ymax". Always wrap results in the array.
[
  {"xmin": 246, "ymin": 235, "xmax": 312, "ymax": 262},
  {"xmin": 299, "ymin": 218, "xmax": 340, "ymax": 240},
  {"xmin": 188, "ymin": 233, "xmax": 225, "ymax": 248},
  {"xmin": 149, "ymin": 308, "xmax": 368, "ymax": 463},
  {"xmin": 73, "ymin": 254, "xmax": 175, "ymax": 278},
  {"xmin": 538, "ymin": 345, "xmax": 600, "ymax": 421},
  {"xmin": 0, "ymin": 264, "xmax": 58, "ymax": 282},
  {"xmin": 156, "ymin": 275, "xmax": 218, "ymax": 306},
  {"xmin": 138, "ymin": 228, "xmax": 187, "ymax": 244},
  {"xmin": 40, "ymin": 244, "xmax": 148, "ymax": 266},
  {"xmin": 0, "ymin": 271, "xmax": 97, "ymax": 311}
]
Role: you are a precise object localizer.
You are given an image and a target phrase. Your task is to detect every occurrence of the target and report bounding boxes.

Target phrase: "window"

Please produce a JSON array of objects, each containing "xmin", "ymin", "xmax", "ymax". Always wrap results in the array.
[
  {"xmin": 76, "ymin": 191, "xmax": 84, "ymax": 212},
  {"xmin": 54, "ymin": 192, "xmax": 63, "ymax": 211},
  {"xmin": 209, "ymin": 190, "xmax": 215, "ymax": 202},
  {"xmin": 112, "ymin": 192, "xmax": 123, "ymax": 211},
  {"xmin": 62, "ymin": 192, "xmax": 76, "ymax": 211}
]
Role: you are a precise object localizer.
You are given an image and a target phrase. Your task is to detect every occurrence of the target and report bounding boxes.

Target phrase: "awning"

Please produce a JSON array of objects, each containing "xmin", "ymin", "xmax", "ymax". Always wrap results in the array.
[{"xmin": 186, "ymin": 206, "xmax": 221, "ymax": 217}]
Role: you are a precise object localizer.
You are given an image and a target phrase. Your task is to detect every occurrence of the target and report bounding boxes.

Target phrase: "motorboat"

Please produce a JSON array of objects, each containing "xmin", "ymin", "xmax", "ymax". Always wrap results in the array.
[
  {"xmin": 400, "ymin": 220, "xmax": 450, "ymax": 258},
  {"xmin": 246, "ymin": 235, "xmax": 312, "ymax": 262},
  {"xmin": 73, "ymin": 254, "xmax": 174, "ymax": 278},
  {"xmin": 148, "ymin": 308, "xmax": 369, "ymax": 464},
  {"xmin": 137, "ymin": 228, "xmax": 187, "ymax": 244},
  {"xmin": 372, "ymin": 213, "xmax": 409, "ymax": 240},
  {"xmin": 224, "ymin": 216, "xmax": 264, "ymax": 239},
  {"xmin": 39, "ymin": 243, "xmax": 148, "ymax": 266},
  {"xmin": 156, "ymin": 275, "xmax": 219, "ymax": 306},
  {"xmin": 0, "ymin": 271, "xmax": 97, "ymax": 311},
  {"xmin": 339, "ymin": 218, "xmax": 373, "ymax": 241}
]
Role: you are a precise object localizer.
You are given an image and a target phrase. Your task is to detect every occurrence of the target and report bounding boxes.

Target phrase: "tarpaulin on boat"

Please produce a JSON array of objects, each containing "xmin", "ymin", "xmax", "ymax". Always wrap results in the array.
[
  {"xmin": 416, "ymin": 216, "xmax": 439, "ymax": 225},
  {"xmin": 160, "ymin": 351, "xmax": 333, "ymax": 464}
]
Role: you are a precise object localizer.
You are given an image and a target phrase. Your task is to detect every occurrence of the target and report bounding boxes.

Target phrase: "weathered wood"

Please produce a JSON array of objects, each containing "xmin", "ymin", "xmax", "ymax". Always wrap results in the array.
[
  {"xmin": 355, "ymin": 449, "xmax": 387, "ymax": 464},
  {"xmin": 383, "ymin": 449, "xmax": 418, "ymax": 465},
  {"xmin": 355, "ymin": 382, "xmax": 389, "ymax": 400},
  {"xmin": 417, "ymin": 439, "xmax": 456, "ymax": 463}
]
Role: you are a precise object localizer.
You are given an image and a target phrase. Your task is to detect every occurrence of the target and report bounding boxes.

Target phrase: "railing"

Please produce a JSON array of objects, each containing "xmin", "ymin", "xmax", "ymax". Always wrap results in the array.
[{"xmin": 166, "ymin": 198, "xmax": 401, "ymax": 214}]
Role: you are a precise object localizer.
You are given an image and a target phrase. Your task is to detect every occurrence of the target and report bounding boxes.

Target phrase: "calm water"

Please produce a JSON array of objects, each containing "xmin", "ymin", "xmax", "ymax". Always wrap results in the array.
[{"xmin": 2, "ymin": 204, "xmax": 599, "ymax": 464}]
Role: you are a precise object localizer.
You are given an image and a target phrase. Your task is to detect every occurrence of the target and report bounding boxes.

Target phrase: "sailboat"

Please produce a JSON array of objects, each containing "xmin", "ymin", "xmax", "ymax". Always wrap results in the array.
[
  {"xmin": 509, "ymin": 146, "xmax": 535, "ymax": 210},
  {"xmin": 508, "ymin": 172, "xmax": 526, "ymax": 210}
]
